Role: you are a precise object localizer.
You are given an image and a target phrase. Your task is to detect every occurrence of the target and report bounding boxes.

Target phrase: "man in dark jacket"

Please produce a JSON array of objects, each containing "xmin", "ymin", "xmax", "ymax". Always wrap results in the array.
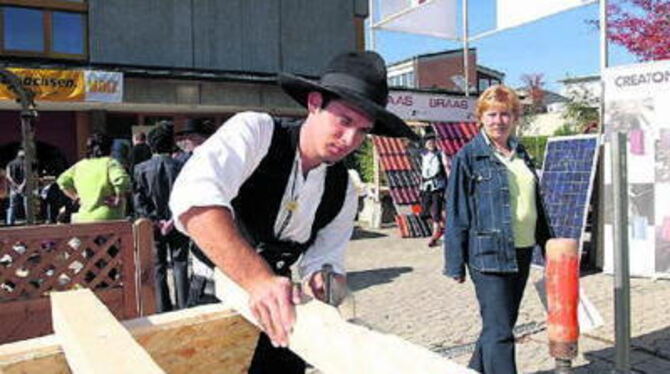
[
  {"xmin": 5, "ymin": 150, "xmax": 27, "ymax": 225},
  {"xmin": 130, "ymin": 131, "xmax": 152, "ymax": 171},
  {"xmin": 133, "ymin": 122, "xmax": 189, "ymax": 312}
]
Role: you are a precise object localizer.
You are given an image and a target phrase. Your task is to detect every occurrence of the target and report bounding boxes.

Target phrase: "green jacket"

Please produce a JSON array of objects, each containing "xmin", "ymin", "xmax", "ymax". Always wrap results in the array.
[{"xmin": 57, "ymin": 157, "xmax": 130, "ymax": 223}]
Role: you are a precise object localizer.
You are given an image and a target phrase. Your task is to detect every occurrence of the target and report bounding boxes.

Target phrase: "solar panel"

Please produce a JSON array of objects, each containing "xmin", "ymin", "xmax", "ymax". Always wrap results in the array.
[{"xmin": 534, "ymin": 134, "xmax": 600, "ymax": 264}]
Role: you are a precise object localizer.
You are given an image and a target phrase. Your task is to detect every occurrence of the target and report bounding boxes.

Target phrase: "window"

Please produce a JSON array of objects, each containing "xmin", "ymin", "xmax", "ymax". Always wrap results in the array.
[
  {"xmin": 52, "ymin": 11, "xmax": 85, "ymax": 55},
  {"xmin": 4, "ymin": 7, "xmax": 43, "ymax": 52},
  {"xmin": 0, "ymin": 1, "xmax": 88, "ymax": 59},
  {"xmin": 478, "ymin": 78, "xmax": 490, "ymax": 93}
]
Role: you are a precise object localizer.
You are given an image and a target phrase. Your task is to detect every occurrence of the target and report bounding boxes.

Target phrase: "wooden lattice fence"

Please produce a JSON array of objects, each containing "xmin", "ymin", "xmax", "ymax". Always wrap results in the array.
[{"xmin": 0, "ymin": 220, "xmax": 154, "ymax": 344}]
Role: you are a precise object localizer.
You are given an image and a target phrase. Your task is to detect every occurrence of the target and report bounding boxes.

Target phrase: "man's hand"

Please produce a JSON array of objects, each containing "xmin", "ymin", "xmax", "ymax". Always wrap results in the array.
[
  {"xmin": 247, "ymin": 275, "xmax": 302, "ymax": 348},
  {"xmin": 304, "ymin": 270, "xmax": 347, "ymax": 305},
  {"xmin": 158, "ymin": 219, "xmax": 174, "ymax": 236}
]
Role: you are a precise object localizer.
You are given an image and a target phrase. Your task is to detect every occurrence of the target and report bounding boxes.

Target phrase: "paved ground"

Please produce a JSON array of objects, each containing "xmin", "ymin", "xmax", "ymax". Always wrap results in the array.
[{"xmin": 342, "ymin": 225, "xmax": 670, "ymax": 373}]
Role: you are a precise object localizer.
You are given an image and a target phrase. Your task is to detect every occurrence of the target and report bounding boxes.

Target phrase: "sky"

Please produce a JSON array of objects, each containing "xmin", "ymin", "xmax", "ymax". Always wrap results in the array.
[{"xmin": 368, "ymin": 0, "xmax": 638, "ymax": 92}]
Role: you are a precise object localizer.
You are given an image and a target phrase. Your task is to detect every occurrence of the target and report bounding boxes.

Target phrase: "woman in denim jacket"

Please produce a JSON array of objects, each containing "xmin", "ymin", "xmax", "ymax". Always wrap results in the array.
[{"xmin": 444, "ymin": 85, "xmax": 552, "ymax": 374}]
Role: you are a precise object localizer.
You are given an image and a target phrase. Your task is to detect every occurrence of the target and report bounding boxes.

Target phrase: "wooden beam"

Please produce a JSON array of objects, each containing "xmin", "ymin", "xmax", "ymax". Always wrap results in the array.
[
  {"xmin": 214, "ymin": 270, "xmax": 476, "ymax": 374},
  {"xmin": 0, "ymin": 304, "xmax": 258, "ymax": 374},
  {"xmin": 50, "ymin": 289, "xmax": 164, "ymax": 374}
]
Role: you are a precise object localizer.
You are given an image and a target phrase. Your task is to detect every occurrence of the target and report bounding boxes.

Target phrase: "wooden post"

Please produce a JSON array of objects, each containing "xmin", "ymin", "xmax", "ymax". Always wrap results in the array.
[{"xmin": 134, "ymin": 218, "xmax": 157, "ymax": 316}]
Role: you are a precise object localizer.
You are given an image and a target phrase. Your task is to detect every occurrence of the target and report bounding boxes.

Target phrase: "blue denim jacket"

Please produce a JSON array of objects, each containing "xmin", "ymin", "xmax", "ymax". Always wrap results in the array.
[{"xmin": 443, "ymin": 132, "xmax": 553, "ymax": 278}]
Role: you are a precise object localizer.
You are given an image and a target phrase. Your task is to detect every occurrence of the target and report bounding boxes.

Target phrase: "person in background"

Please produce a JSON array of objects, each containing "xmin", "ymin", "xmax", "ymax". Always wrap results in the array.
[
  {"xmin": 419, "ymin": 132, "xmax": 447, "ymax": 247},
  {"xmin": 444, "ymin": 84, "xmax": 553, "ymax": 374},
  {"xmin": 169, "ymin": 51, "xmax": 417, "ymax": 373},
  {"xmin": 173, "ymin": 118, "xmax": 216, "ymax": 165},
  {"xmin": 5, "ymin": 149, "xmax": 27, "ymax": 225},
  {"xmin": 134, "ymin": 122, "xmax": 189, "ymax": 312},
  {"xmin": 130, "ymin": 131, "xmax": 152, "ymax": 171},
  {"xmin": 57, "ymin": 133, "xmax": 131, "ymax": 223}
]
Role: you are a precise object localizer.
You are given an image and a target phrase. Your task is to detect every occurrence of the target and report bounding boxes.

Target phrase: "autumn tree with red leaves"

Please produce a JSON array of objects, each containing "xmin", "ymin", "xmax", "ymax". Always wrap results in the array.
[{"xmin": 606, "ymin": 0, "xmax": 670, "ymax": 61}]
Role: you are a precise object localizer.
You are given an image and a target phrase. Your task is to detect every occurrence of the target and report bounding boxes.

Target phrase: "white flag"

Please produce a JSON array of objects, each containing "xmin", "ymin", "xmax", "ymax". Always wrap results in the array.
[
  {"xmin": 373, "ymin": 0, "xmax": 458, "ymax": 40},
  {"xmin": 496, "ymin": 0, "xmax": 597, "ymax": 30}
]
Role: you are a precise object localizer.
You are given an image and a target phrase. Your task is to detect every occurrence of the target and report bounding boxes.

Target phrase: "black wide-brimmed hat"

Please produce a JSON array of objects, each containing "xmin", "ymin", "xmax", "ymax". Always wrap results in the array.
[
  {"xmin": 278, "ymin": 51, "xmax": 418, "ymax": 141},
  {"xmin": 176, "ymin": 118, "xmax": 216, "ymax": 137},
  {"xmin": 148, "ymin": 122, "xmax": 174, "ymax": 152}
]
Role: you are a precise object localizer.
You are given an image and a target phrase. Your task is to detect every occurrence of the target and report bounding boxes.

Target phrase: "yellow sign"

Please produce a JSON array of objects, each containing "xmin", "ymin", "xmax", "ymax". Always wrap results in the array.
[{"xmin": 0, "ymin": 68, "xmax": 85, "ymax": 102}]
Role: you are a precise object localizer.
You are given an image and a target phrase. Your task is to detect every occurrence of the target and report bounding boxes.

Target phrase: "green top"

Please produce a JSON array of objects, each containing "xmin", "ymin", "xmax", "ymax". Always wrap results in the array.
[
  {"xmin": 57, "ymin": 157, "xmax": 130, "ymax": 223},
  {"xmin": 481, "ymin": 130, "xmax": 537, "ymax": 248},
  {"xmin": 494, "ymin": 152, "xmax": 537, "ymax": 248}
]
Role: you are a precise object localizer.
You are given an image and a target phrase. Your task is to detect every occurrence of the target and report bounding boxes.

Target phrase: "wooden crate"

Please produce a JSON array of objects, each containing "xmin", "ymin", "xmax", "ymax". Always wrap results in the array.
[{"xmin": 0, "ymin": 289, "xmax": 258, "ymax": 374}]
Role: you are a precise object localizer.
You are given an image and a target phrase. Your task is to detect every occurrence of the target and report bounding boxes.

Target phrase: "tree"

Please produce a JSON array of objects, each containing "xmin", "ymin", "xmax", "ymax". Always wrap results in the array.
[
  {"xmin": 517, "ymin": 73, "xmax": 546, "ymax": 136},
  {"xmin": 606, "ymin": 0, "xmax": 670, "ymax": 61},
  {"xmin": 561, "ymin": 87, "xmax": 599, "ymax": 134}
]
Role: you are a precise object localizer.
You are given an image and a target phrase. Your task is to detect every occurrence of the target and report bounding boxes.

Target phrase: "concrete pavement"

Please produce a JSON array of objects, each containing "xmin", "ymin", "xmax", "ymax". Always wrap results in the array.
[{"xmin": 344, "ymin": 225, "xmax": 670, "ymax": 373}]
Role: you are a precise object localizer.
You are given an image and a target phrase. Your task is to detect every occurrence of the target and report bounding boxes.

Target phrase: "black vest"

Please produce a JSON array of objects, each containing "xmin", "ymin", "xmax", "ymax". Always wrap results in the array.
[{"xmin": 216, "ymin": 117, "xmax": 348, "ymax": 275}]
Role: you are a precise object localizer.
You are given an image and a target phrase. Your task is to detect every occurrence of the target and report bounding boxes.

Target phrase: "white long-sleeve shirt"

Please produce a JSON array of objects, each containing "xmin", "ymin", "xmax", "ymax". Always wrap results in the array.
[{"xmin": 169, "ymin": 112, "xmax": 357, "ymax": 278}]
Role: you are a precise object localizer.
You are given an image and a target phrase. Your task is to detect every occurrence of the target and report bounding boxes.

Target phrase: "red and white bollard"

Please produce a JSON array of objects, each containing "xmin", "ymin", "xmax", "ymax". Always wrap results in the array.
[{"xmin": 545, "ymin": 238, "xmax": 580, "ymax": 373}]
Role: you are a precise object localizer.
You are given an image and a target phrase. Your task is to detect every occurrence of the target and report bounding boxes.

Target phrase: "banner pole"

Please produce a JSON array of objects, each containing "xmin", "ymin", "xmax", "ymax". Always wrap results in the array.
[{"xmin": 462, "ymin": 0, "xmax": 470, "ymax": 97}]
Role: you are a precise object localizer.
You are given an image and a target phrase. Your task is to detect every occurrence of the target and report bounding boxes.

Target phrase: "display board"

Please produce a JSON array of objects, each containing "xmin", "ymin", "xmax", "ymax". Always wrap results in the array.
[
  {"xmin": 372, "ymin": 136, "xmax": 430, "ymax": 238},
  {"xmin": 603, "ymin": 59, "xmax": 670, "ymax": 276},
  {"xmin": 534, "ymin": 135, "xmax": 600, "ymax": 264}
]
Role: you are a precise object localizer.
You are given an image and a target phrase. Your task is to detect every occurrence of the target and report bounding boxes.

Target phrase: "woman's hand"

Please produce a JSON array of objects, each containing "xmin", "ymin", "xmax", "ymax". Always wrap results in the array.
[
  {"xmin": 104, "ymin": 195, "xmax": 121, "ymax": 207},
  {"xmin": 452, "ymin": 275, "xmax": 466, "ymax": 283}
]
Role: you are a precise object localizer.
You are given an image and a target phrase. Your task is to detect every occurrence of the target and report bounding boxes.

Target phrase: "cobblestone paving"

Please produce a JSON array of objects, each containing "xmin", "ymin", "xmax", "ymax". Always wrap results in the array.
[{"xmin": 343, "ymin": 226, "xmax": 670, "ymax": 373}]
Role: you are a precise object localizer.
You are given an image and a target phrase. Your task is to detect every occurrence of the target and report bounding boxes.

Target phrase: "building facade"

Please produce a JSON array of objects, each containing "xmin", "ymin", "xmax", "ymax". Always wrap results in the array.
[
  {"xmin": 386, "ymin": 48, "xmax": 505, "ymax": 94},
  {"xmin": 0, "ymin": 0, "xmax": 368, "ymax": 170}
]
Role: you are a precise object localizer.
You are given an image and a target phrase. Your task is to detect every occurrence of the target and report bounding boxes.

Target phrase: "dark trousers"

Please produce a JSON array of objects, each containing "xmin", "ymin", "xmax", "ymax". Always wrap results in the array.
[
  {"xmin": 6, "ymin": 191, "xmax": 27, "ymax": 225},
  {"xmin": 154, "ymin": 229, "xmax": 189, "ymax": 312},
  {"xmin": 468, "ymin": 247, "xmax": 532, "ymax": 374},
  {"xmin": 420, "ymin": 189, "xmax": 444, "ymax": 223},
  {"xmin": 249, "ymin": 333, "xmax": 305, "ymax": 374}
]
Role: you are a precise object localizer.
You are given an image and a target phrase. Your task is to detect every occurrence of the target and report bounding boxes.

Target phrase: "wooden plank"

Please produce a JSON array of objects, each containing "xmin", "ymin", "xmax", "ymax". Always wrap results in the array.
[
  {"xmin": 133, "ymin": 218, "xmax": 157, "ymax": 316},
  {"xmin": 0, "ymin": 221, "xmax": 131, "ymax": 242},
  {"xmin": 0, "ymin": 335, "xmax": 69, "ymax": 374},
  {"xmin": 1, "ymin": 303, "xmax": 258, "ymax": 374},
  {"xmin": 214, "ymin": 270, "xmax": 476, "ymax": 374},
  {"xmin": 50, "ymin": 289, "xmax": 164, "ymax": 374},
  {"xmin": 126, "ymin": 304, "xmax": 258, "ymax": 374}
]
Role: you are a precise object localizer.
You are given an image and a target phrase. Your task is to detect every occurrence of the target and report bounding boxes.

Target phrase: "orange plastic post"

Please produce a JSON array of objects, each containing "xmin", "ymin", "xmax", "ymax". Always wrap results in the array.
[{"xmin": 545, "ymin": 238, "xmax": 580, "ymax": 360}]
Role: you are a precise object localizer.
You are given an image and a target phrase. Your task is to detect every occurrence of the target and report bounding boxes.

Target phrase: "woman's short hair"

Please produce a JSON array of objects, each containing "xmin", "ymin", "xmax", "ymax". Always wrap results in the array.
[
  {"xmin": 86, "ymin": 133, "xmax": 113, "ymax": 158},
  {"xmin": 475, "ymin": 85, "xmax": 521, "ymax": 124}
]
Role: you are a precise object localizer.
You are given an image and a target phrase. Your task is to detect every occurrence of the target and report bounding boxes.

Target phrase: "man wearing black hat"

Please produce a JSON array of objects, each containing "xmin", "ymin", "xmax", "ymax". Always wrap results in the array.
[
  {"xmin": 134, "ymin": 122, "xmax": 189, "ymax": 312},
  {"xmin": 169, "ymin": 50, "xmax": 417, "ymax": 373},
  {"xmin": 173, "ymin": 118, "xmax": 216, "ymax": 166}
]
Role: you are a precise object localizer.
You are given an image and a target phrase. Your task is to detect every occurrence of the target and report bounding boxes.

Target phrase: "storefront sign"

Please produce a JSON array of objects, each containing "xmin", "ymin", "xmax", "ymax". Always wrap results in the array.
[
  {"xmin": 387, "ymin": 90, "xmax": 476, "ymax": 122},
  {"xmin": 85, "ymin": 71, "xmax": 123, "ymax": 103},
  {"xmin": 0, "ymin": 68, "xmax": 123, "ymax": 103},
  {"xmin": 0, "ymin": 68, "xmax": 85, "ymax": 102}
]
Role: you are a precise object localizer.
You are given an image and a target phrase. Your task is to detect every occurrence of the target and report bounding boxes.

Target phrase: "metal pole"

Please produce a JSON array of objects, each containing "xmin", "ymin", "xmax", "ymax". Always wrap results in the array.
[
  {"xmin": 599, "ymin": 0, "xmax": 608, "ymax": 132},
  {"xmin": 611, "ymin": 132, "xmax": 631, "ymax": 373},
  {"xmin": 368, "ymin": 0, "xmax": 382, "ymax": 227},
  {"xmin": 462, "ymin": 0, "xmax": 470, "ymax": 97}
]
